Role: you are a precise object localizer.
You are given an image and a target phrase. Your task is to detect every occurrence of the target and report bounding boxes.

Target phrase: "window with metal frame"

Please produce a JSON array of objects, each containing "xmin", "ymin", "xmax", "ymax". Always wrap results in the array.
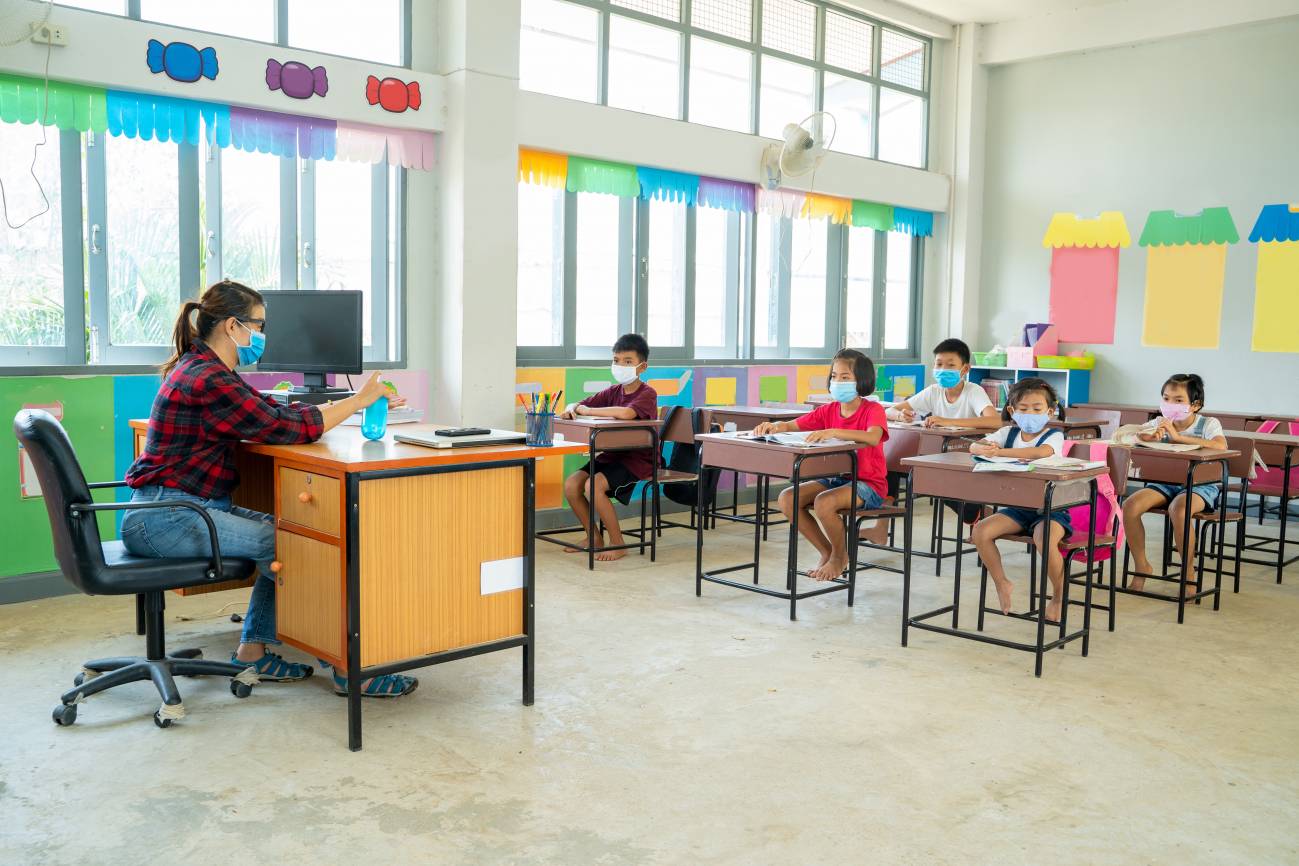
[{"xmin": 519, "ymin": 0, "xmax": 931, "ymax": 167}]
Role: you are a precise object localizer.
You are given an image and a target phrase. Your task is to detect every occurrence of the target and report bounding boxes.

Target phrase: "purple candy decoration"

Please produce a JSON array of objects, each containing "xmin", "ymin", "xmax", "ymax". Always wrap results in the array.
[{"xmin": 266, "ymin": 58, "xmax": 329, "ymax": 100}]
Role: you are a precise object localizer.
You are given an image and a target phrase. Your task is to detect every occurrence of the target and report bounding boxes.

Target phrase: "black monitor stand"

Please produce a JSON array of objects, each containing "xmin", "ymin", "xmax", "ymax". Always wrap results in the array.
[{"xmin": 269, "ymin": 373, "xmax": 354, "ymax": 405}]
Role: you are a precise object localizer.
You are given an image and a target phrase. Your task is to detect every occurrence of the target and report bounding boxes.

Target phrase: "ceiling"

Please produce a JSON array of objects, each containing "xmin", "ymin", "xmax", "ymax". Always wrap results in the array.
[{"xmin": 893, "ymin": 0, "xmax": 1126, "ymax": 24}]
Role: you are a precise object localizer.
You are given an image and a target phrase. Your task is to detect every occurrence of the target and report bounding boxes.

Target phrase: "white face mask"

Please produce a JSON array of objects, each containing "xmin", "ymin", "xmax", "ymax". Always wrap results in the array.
[{"xmin": 611, "ymin": 363, "xmax": 640, "ymax": 385}]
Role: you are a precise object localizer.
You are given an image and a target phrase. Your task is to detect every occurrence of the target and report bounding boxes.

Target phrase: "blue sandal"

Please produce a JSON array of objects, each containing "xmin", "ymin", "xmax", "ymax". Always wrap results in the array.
[
  {"xmin": 331, "ymin": 670, "xmax": 418, "ymax": 698},
  {"xmin": 230, "ymin": 652, "xmax": 313, "ymax": 682}
]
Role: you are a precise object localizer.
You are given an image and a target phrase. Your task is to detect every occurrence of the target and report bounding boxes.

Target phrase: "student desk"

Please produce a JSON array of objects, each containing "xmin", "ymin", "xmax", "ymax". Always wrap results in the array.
[
  {"xmin": 899, "ymin": 452, "xmax": 1106, "ymax": 676},
  {"xmin": 539, "ymin": 416, "xmax": 662, "ymax": 569},
  {"xmin": 1227, "ymin": 429, "xmax": 1298, "ymax": 584},
  {"xmin": 130, "ymin": 419, "xmax": 585, "ymax": 750},
  {"xmin": 693, "ymin": 432, "xmax": 861, "ymax": 620},
  {"xmin": 1050, "ymin": 418, "xmax": 1107, "ymax": 439},
  {"xmin": 1078, "ymin": 403, "xmax": 1294, "ymax": 431},
  {"xmin": 1123, "ymin": 444, "xmax": 1239, "ymax": 622},
  {"xmin": 706, "ymin": 405, "xmax": 809, "ymax": 536}
]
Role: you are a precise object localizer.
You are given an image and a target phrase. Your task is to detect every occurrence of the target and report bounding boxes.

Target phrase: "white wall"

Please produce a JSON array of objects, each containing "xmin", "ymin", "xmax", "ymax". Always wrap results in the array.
[{"xmin": 979, "ymin": 18, "xmax": 1299, "ymax": 415}]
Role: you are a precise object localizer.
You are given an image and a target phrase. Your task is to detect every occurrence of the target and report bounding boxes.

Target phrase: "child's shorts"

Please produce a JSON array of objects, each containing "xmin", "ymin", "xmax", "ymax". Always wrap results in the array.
[
  {"xmin": 1144, "ymin": 482, "xmax": 1221, "ymax": 512},
  {"xmin": 575, "ymin": 460, "xmax": 642, "ymax": 505},
  {"xmin": 815, "ymin": 476, "xmax": 886, "ymax": 510},
  {"xmin": 998, "ymin": 506, "xmax": 1072, "ymax": 535}
]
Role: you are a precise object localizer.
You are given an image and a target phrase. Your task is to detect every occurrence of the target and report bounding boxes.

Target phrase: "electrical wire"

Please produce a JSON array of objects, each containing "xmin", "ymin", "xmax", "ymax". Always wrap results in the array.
[{"xmin": 0, "ymin": 0, "xmax": 57, "ymax": 231}]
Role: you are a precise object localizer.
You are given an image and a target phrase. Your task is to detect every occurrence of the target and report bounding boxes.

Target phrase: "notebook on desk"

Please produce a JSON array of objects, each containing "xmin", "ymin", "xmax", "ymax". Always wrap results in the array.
[{"xmin": 394, "ymin": 429, "xmax": 527, "ymax": 449}]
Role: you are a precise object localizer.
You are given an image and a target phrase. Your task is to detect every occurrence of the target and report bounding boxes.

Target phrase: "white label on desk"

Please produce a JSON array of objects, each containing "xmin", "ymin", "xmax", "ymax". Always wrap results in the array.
[{"xmin": 481, "ymin": 556, "xmax": 525, "ymax": 595}]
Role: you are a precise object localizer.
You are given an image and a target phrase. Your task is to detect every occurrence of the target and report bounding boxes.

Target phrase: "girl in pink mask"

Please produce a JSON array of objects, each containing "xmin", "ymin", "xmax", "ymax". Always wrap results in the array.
[{"xmin": 1121, "ymin": 373, "xmax": 1228, "ymax": 594}]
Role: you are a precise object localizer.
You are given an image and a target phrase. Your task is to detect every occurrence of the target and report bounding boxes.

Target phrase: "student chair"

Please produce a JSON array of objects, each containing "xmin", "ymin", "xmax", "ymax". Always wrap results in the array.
[
  {"xmin": 1089, "ymin": 409, "xmax": 1125, "ymax": 442},
  {"xmin": 13, "ymin": 410, "xmax": 260, "ymax": 729},
  {"xmin": 1234, "ymin": 419, "xmax": 1298, "ymax": 585},
  {"xmin": 640, "ymin": 406, "xmax": 718, "ymax": 537},
  {"xmin": 983, "ymin": 444, "xmax": 1131, "ymax": 634}
]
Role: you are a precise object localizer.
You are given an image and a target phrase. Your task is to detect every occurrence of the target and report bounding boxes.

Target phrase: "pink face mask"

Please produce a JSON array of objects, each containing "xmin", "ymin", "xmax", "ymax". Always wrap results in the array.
[{"xmin": 1160, "ymin": 401, "xmax": 1191, "ymax": 421}]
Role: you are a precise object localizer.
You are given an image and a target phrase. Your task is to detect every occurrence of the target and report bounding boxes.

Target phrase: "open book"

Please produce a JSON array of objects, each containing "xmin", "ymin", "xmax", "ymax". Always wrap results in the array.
[
  {"xmin": 1133, "ymin": 440, "xmax": 1200, "ymax": 452},
  {"xmin": 972, "ymin": 454, "xmax": 1105, "ymax": 472},
  {"xmin": 740, "ymin": 431, "xmax": 849, "ymax": 447}
]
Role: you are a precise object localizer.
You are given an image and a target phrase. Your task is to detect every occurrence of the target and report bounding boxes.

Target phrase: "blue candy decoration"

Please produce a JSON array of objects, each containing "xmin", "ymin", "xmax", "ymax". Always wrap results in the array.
[{"xmin": 146, "ymin": 39, "xmax": 219, "ymax": 83}]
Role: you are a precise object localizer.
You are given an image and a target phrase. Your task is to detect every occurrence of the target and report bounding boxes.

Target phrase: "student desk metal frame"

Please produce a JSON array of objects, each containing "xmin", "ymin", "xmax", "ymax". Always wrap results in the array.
[
  {"xmin": 899, "ymin": 453, "xmax": 1106, "ymax": 677},
  {"xmin": 705, "ymin": 405, "xmax": 808, "ymax": 538},
  {"xmin": 1120, "ymin": 445, "xmax": 1238, "ymax": 622},
  {"xmin": 538, "ymin": 417, "xmax": 662, "ymax": 570},
  {"xmin": 694, "ymin": 433, "xmax": 860, "ymax": 621},
  {"xmin": 1225, "ymin": 429, "xmax": 1297, "ymax": 584},
  {"xmin": 130, "ymin": 420, "xmax": 586, "ymax": 751}
]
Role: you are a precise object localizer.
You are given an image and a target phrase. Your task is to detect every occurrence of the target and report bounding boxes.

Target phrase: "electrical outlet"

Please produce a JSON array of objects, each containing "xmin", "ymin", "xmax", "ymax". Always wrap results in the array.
[{"xmin": 30, "ymin": 22, "xmax": 69, "ymax": 46}]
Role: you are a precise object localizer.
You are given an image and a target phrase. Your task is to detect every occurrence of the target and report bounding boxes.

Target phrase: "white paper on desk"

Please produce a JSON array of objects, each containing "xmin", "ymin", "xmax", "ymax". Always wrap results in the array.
[
  {"xmin": 481, "ymin": 556, "xmax": 525, "ymax": 595},
  {"xmin": 973, "ymin": 456, "xmax": 1031, "ymax": 472},
  {"xmin": 741, "ymin": 431, "xmax": 848, "ymax": 447},
  {"xmin": 1134, "ymin": 440, "xmax": 1199, "ymax": 452},
  {"xmin": 340, "ymin": 409, "xmax": 425, "ymax": 426}
]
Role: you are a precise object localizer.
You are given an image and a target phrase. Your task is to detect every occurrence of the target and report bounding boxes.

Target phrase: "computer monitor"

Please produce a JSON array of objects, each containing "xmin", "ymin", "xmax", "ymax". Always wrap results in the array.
[{"xmin": 257, "ymin": 290, "xmax": 363, "ymax": 394}]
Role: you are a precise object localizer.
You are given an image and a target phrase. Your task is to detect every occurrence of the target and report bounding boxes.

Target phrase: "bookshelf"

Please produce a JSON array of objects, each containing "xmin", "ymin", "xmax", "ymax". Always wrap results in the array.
[{"xmin": 967, "ymin": 366, "xmax": 1091, "ymax": 409}]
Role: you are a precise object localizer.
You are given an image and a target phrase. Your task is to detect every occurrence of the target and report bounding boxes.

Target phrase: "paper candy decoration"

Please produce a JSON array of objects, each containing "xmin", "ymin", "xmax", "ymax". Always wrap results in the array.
[
  {"xmin": 146, "ymin": 39, "xmax": 218, "ymax": 83},
  {"xmin": 266, "ymin": 59, "xmax": 328, "ymax": 100},
  {"xmin": 365, "ymin": 75, "xmax": 421, "ymax": 113}
]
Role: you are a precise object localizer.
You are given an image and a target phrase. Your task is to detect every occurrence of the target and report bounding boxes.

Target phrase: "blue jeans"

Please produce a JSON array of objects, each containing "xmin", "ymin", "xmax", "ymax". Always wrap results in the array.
[
  {"xmin": 814, "ymin": 476, "xmax": 886, "ymax": 510},
  {"xmin": 120, "ymin": 486, "xmax": 278, "ymax": 646}
]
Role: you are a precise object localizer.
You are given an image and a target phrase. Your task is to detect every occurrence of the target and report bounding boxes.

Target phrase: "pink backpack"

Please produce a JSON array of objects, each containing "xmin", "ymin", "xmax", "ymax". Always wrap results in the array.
[
  {"xmin": 1253, "ymin": 421, "xmax": 1299, "ymax": 492},
  {"xmin": 1064, "ymin": 440, "xmax": 1124, "ymax": 562}
]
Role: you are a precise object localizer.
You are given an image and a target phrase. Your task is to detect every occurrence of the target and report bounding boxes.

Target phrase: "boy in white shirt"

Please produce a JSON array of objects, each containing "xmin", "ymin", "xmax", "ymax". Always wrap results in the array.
[{"xmin": 886, "ymin": 338, "xmax": 1002, "ymax": 430}]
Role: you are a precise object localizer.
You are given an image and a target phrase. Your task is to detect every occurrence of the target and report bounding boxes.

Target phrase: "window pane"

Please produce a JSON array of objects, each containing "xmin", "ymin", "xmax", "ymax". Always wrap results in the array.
[
  {"xmin": 688, "ymin": 38, "xmax": 752, "ymax": 133},
  {"xmin": 217, "ymin": 146, "xmax": 280, "ymax": 291},
  {"xmin": 57, "ymin": 1, "xmax": 125, "ymax": 12},
  {"xmin": 845, "ymin": 227, "xmax": 874, "ymax": 350},
  {"xmin": 607, "ymin": 15, "xmax": 681, "ymax": 119},
  {"xmin": 825, "ymin": 10, "xmax": 873, "ymax": 74},
  {"xmin": 823, "ymin": 73, "xmax": 872, "ymax": 158},
  {"xmin": 287, "ymin": 0, "xmax": 402, "ymax": 64},
  {"xmin": 313, "ymin": 160, "xmax": 375, "ymax": 346},
  {"xmin": 878, "ymin": 87, "xmax": 925, "ymax": 168},
  {"xmin": 692, "ymin": 0, "xmax": 751, "ymax": 41},
  {"xmin": 884, "ymin": 232, "xmax": 913, "ymax": 351},
  {"xmin": 612, "ymin": 0, "xmax": 680, "ymax": 20},
  {"xmin": 517, "ymin": 183, "xmax": 564, "ymax": 347},
  {"xmin": 575, "ymin": 193, "xmax": 620, "ymax": 348},
  {"xmin": 881, "ymin": 29, "xmax": 926, "ymax": 90},
  {"xmin": 761, "ymin": 0, "xmax": 816, "ymax": 59},
  {"xmin": 105, "ymin": 138, "xmax": 178, "ymax": 347},
  {"xmin": 758, "ymin": 55, "xmax": 815, "ymax": 139},
  {"xmin": 694, "ymin": 207, "xmax": 730, "ymax": 351},
  {"xmin": 753, "ymin": 214, "xmax": 778, "ymax": 349},
  {"xmin": 520, "ymin": 0, "xmax": 599, "ymax": 103},
  {"xmin": 140, "ymin": 0, "xmax": 274, "ymax": 40},
  {"xmin": 0, "ymin": 123, "xmax": 64, "ymax": 348},
  {"xmin": 788, "ymin": 218, "xmax": 826, "ymax": 349},
  {"xmin": 646, "ymin": 199, "xmax": 685, "ymax": 347}
]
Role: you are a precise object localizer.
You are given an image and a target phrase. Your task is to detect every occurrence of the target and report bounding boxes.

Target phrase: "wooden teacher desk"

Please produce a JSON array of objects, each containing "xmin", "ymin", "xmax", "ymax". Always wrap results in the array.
[{"xmin": 131, "ymin": 420, "xmax": 586, "ymax": 750}]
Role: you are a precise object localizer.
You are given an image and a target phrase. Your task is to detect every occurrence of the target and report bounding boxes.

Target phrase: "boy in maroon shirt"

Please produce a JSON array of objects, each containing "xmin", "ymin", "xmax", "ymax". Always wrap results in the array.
[
  {"xmin": 753, "ymin": 349, "xmax": 889, "ymax": 581},
  {"xmin": 560, "ymin": 334, "xmax": 659, "ymax": 562}
]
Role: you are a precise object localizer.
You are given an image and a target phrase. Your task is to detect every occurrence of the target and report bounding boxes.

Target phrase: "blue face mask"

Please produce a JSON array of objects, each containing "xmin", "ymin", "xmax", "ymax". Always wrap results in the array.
[
  {"xmin": 235, "ymin": 322, "xmax": 266, "ymax": 367},
  {"xmin": 829, "ymin": 381, "xmax": 859, "ymax": 403},
  {"xmin": 1012, "ymin": 411, "xmax": 1049, "ymax": 435},
  {"xmin": 933, "ymin": 368, "xmax": 962, "ymax": 389}
]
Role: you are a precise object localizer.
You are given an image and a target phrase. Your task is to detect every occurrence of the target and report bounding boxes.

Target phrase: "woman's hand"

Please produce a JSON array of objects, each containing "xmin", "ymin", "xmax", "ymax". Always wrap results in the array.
[
  {"xmin": 969, "ymin": 442, "xmax": 999, "ymax": 456},
  {"xmin": 355, "ymin": 372, "xmax": 394, "ymax": 408}
]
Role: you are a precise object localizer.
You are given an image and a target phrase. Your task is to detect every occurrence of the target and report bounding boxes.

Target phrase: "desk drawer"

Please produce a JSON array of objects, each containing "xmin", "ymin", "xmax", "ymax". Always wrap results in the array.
[
  {"xmin": 275, "ymin": 530, "xmax": 342, "ymax": 659},
  {"xmin": 279, "ymin": 467, "xmax": 341, "ymax": 536}
]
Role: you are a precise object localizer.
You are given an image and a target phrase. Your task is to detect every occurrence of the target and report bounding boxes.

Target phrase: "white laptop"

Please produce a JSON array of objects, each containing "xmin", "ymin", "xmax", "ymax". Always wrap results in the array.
[{"xmin": 394, "ymin": 428, "xmax": 527, "ymax": 449}]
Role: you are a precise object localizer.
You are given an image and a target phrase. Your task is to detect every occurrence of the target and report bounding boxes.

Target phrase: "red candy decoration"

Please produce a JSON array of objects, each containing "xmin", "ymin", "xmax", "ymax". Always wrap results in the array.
[{"xmin": 365, "ymin": 75, "xmax": 421, "ymax": 113}]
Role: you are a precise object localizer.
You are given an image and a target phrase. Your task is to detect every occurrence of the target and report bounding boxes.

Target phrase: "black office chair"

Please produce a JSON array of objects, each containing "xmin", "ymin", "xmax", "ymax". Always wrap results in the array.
[{"xmin": 14, "ymin": 409, "xmax": 261, "ymax": 729}]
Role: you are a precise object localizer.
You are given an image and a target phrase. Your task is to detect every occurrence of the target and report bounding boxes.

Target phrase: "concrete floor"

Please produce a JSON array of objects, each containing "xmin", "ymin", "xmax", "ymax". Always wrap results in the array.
[{"xmin": 2, "ymin": 505, "xmax": 1297, "ymax": 865}]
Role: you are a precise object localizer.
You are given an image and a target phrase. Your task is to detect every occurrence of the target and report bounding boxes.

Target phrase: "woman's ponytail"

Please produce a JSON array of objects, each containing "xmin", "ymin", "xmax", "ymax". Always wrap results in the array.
[{"xmin": 159, "ymin": 281, "xmax": 265, "ymax": 378}]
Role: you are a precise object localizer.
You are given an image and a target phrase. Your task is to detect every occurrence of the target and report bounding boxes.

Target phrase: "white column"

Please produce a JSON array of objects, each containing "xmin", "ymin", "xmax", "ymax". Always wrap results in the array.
[{"xmin": 408, "ymin": 0, "xmax": 520, "ymax": 428}]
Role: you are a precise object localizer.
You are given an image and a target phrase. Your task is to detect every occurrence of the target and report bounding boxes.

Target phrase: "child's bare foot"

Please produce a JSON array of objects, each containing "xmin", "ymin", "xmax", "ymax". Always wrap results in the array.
[
  {"xmin": 1181, "ymin": 577, "xmax": 1200, "ymax": 599},
  {"xmin": 1129, "ymin": 556, "xmax": 1153, "ymax": 591},
  {"xmin": 564, "ymin": 531, "xmax": 604, "ymax": 552},
  {"xmin": 595, "ymin": 548, "xmax": 627, "ymax": 562},
  {"xmin": 990, "ymin": 575, "xmax": 1014, "ymax": 614},
  {"xmin": 811, "ymin": 556, "xmax": 848, "ymax": 581},
  {"xmin": 1044, "ymin": 598, "xmax": 1062, "ymax": 624},
  {"xmin": 858, "ymin": 522, "xmax": 889, "ymax": 545}
]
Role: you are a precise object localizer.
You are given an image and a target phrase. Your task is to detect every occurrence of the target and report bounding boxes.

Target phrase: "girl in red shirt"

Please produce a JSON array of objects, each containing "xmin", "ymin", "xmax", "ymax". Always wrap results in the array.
[{"xmin": 753, "ymin": 349, "xmax": 889, "ymax": 581}]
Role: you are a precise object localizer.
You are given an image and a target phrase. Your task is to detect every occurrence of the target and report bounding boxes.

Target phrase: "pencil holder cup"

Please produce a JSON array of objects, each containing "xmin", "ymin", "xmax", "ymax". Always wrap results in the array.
[{"xmin": 525, "ymin": 412, "xmax": 555, "ymax": 447}]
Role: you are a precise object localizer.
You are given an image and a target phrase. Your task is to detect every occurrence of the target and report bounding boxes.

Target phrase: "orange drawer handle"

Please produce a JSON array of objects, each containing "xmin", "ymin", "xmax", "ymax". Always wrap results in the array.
[
  {"xmin": 270, "ymin": 560, "xmax": 283, "ymax": 573},
  {"xmin": 298, "ymin": 491, "xmax": 313, "ymax": 504}
]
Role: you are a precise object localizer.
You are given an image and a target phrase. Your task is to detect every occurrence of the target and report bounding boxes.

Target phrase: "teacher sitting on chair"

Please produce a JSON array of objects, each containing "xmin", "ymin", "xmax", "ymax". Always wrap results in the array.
[{"xmin": 122, "ymin": 280, "xmax": 417, "ymax": 698}]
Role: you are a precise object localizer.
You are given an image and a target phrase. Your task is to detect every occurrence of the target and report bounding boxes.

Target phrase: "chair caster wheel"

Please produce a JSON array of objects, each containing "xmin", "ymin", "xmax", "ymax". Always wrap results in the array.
[
  {"xmin": 154, "ymin": 712, "xmax": 174, "ymax": 728},
  {"xmin": 52, "ymin": 704, "xmax": 77, "ymax": 726},
  {"xmin": 230, "ymin": 680, "xmax": 253, "ymax": 698}
]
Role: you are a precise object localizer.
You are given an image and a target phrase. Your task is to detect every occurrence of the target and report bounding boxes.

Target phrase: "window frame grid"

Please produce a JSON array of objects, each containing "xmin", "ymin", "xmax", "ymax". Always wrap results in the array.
[{"xmin": 539, "ymin": 0, "xmax": 931, "ymax": 167}]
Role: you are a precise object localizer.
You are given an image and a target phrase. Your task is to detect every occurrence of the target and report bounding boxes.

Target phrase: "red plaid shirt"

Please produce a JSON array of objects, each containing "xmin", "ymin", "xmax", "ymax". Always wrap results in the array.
[{"xmin": 126, "ymin": 342, "xmax": 325, "ymax": 499}]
